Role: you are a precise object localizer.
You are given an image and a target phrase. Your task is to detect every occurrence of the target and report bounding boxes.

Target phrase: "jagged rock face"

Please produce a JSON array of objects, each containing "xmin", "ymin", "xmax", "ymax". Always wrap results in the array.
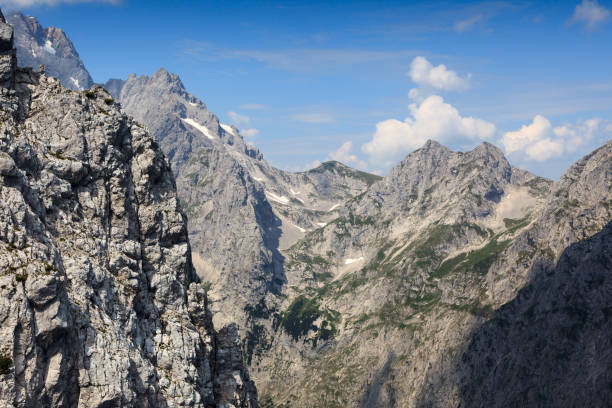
[
  {"xmin": 0, "ymin": 13, "xmax": 256, "ymax": 407},
  {"xmin": 453, "ymin": 220, "xmax": 612, "ymax": 408},
  {"xmin": 253, "ymin": 140, "xmax": 611, "ymax": 407},
  {"xmin": 6, "ymin": 12, "xmax": 93, "ymax": 90},
  {"xmin": 105, "ymin": 70, "xmax": 379, "ymax": 336},
  {"xmin": 102, "ymin": 65, "xmax": 612, "ymax": 407}
]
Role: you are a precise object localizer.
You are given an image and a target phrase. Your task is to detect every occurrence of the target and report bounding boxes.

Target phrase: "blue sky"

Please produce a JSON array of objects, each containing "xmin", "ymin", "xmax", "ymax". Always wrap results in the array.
[{"xmin": 3, "ymin": 0, "xmax": 611, "ymax": 178}]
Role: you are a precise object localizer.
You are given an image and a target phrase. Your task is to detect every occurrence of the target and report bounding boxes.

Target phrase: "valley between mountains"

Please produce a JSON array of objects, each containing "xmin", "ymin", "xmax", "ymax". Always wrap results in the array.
[{"xmin": 1, "ymin": 10, "xmax": 611, "ymax": 408}]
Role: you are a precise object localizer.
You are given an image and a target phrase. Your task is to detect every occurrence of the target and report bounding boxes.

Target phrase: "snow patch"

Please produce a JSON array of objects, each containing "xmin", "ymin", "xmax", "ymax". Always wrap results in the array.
[
  {"xmin": 44, "ymin": 40, "xmax": 56, "ymax": 55},
  {"xmin": 252, "ymin": 177, "xmax": 263, "ymax": 182},
  {"xmin": 182, "ymin": 118, "xmax": 214, "ymax": 140},
  {"xmin": 290, "ymin": 188, "xmax": 301, "ymax": 195},
  {"xmin": 344, "ymin": 257, "xmax": 364, "ymax": 265},
  {"xmin": 316, "ymin": 222, "xmax": 327, "ymax": 228},
  {"xmin": 328, "ymin": 203, "xmax": 341, "ymax": 212},
  {"xmin": 69, "ymin": 77, "xmax": 81, "ymax": 90},
  {"xmin": 486, "ymin": 186, "xmax": 539, "ymax": 231},
  {"xmin": 266, "ymin": 192, "xmax": 290, "ymax": 204},
  {"xmin": 220, "ymin": 123, "xmax": 237, "ymax": 136},
  {"xmin": 294, "ymin": 224, "xmax": 306, "ymax": 233},
  {"xmin": 189, "ymin": 102, "xmax": 197, "ymax": 106}
]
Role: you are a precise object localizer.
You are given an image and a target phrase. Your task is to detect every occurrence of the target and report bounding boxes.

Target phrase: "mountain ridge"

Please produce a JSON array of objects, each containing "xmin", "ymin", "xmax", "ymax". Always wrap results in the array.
[
  {"xmin": 6, "ymin": 11, "xmax": 93, "ymax": 90},
  {"xmin": 6, "ymin": 12, "xmax": 612, "ymax": 407}
]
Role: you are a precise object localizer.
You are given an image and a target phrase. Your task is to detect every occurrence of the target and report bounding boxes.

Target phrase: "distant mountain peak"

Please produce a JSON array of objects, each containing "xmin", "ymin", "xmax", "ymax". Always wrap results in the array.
[{"xmin": 6, "ymin": 11, "xmax": 93, "ymax": 90}]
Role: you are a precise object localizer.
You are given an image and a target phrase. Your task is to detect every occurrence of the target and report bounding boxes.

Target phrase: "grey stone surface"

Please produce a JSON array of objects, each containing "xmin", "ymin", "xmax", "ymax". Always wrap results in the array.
[
  {"xmin": 6, "ymin": 12, "xmax": 93, "ymax": 90},
  {"xmin": 0, "ymin": 18, "xmax": 257, "ymax": 407},
  {"xmin": 105, "ymin": 69, "xmax": 380, "ymax": 338},
  {"xmin": 0, "ymin": 11, "xmax": 13, "ymax": 51},
  {"xmin": 105, "ymin": 66, "xmax": 612, "ymax": 407},
  {"xmin": 18, "ymin": 10, "xmax": 609, "ymax": 406},
  {"xmin": 454, "ymin": 219, "xmax": 612, "ymax": 408}
]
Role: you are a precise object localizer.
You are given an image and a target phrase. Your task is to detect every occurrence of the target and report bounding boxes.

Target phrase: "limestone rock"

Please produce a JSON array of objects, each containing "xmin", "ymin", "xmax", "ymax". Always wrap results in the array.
[
  {"xmin": 6, "ymin": 12, "xmax": 93, "ymax": 90},
  {"xmin": 0, "ymin": 13, "xmax": 257, "ymax": 407}
]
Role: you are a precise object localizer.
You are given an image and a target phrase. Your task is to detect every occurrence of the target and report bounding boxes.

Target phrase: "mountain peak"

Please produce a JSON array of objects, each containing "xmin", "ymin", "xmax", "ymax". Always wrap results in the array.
[
  {"xmin": 472, "ymin": 140, "xmax": 505, "ymax": 159},
  {"xmin": 6, "ymin": 11, "xmax": 93, "ymax": 90}
]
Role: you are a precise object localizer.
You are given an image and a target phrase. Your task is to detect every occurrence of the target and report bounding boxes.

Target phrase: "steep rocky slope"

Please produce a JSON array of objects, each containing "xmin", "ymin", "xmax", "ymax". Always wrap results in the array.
[
  {"xmin": 7, "ymin": 12, "xmax": 93, "ymax": 90},
  {"xmin": 254, "ymin": 140, "xmax": 611, "ymax": 407},
  {"xmin": 0, "ymin": 11, "xmax": 256, "ymax": 407},
  {"xmin": 104, "ymin": 71, "xmax": 379, "ymax": 334},
  {"xmin": 104, "ymin": 69, "xmax": 612, "ymax": 407},
  {"xmin": 456, "ymin": 219, "xmax": 612, "ymax": 407},
  {"xmin": 13, "ymin": 12, "xmax": 611, "ymax": 406}
]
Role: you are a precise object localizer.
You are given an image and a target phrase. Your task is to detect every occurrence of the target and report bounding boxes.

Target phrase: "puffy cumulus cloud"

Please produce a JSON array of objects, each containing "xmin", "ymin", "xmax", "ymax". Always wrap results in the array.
[
  {"xmin": 569, "ymin": 0, "xmax": 610, "ymax": 30},
  {"xmin": 501, "ymin": 115, "xmax": 552, "ymax": 155},
  {"xmin": 329, "ymin": 141, "xmax": 367, "ymax": 168},
  {"xmin": 525, "ymin": 139, "xmax": 564, "ymax": 162},
  {"xmin": 0, "ymin": 0, "xmax": 119, "ymax": 6},
  {"xmin": 361, "ymin": 95, "xmax": 495, "ymax": 166},
  {"xmin": 227, "ymin": 111, "xmax": 258, "ymax": 138},
  {"xmin": 330, "ymin": 141, "xmax": 358, "ymax": 163},
  {"xmin": 501, "ymin": 115, "xmax": 606, "ymax": 161},
  {"xmin": 408, "ymin": 56, "xmax": 470, "ymax": 91}
]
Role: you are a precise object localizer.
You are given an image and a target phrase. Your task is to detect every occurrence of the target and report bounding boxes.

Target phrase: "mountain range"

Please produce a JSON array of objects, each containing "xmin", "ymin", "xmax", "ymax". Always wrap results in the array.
[{"xmin": 4, "ymin": 11, "xmax": 612, "ymax": 408}]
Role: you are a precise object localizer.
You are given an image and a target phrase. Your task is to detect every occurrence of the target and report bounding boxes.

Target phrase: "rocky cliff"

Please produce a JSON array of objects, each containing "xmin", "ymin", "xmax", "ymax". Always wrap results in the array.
[
  {"xmin": 103, "ymin": 71, "xmax": 379, "ymax": 340},
  {"xmin": 12, "ymin": 12, "xmax": 611, "ymax": 406},
  {"xmin": 103, "ymin": 69, "xmax": 612, "ymax": 407},
  {"xmin": 255, "ymin": 140, "xmax": 611, "ymax": 407},
  {"xmin": 6, "ymin": 12, "xmax": 93, "ymax": 90},
  {"xmin": 0, "ymin": 11, "xmax": 256, "ymax": 407}
]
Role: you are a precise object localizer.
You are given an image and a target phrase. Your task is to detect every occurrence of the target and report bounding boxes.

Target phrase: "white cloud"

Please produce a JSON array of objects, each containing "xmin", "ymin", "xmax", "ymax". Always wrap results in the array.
[
  {"xmin": 330, "ymin": 142, "xmax": 357, "ymax": 163},
  {"xmin": 501, "ymin": 115, "xmax": 552, "ymax": 154},
  {"xmin": 569, "ymin": 0, "xmax": 610, "ymax": 29},
  {"xmin": 525, "ymin": 138, "xmax": 564, "ymax": 162},
  {"xmin": 304, "ymin": 159, "xmax": 322, "ymax": 170},
  {"xmin": 501, "ymin": 115, "xmax": 605, "ymax": 161},
  {"xmin": 328, "ymin": 141, "xmax": 367, "ymax": 168},
  {"xmin": 454, "ymin": 14, "xmax": 483, "ymax": 32},
  {"xmin": 227, "ymin": 111, "xmax": 258, "ymax": 138},
  {"xmin": 290, "ymin": 112, "xmax": 335, "ymax": 124},
  {"xmin": 0, "ymin": 0, "xmax": 118, "ymax": 6},
  {"xmin": 408, "ymin": 56, "xmax": 470, "ymax": 91},
  {"xmin": 361, "ymin": 95, "xmax": 495, "ymax": 166},
  {"xmin": 241, "ymin": 128, "xmax": 259, "ymax": 138},
  {"xmin": 228, "ymin": 111, "xmax": 250, "ymax": 126}
]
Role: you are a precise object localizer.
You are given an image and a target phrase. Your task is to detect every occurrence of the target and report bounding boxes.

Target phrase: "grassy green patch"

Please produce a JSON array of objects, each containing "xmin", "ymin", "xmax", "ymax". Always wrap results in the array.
[
  {"xmin": 449, "ymin": 301, "xmax": 494, "ymax": 318},
  {"xmin": 307, "ymin": 160, "xmax": 382, "ymax": 186},
  {"xmin": 431, "ymin": 236, "xmax": 510, "ymax": 279},
  {"xmin": 413, "ymin": 224, "xmax": 462, "ymax": 261},
  {"xmin": 15, "ymin": 273, "xmax": 27, "ymax": 283},
  {"xmin": 279, "ymin": 295, "xmax": 340, "ymax": 343},
  {"xmin": 286, "ymin": 253, "xmax": 330, "ymax": 269}
]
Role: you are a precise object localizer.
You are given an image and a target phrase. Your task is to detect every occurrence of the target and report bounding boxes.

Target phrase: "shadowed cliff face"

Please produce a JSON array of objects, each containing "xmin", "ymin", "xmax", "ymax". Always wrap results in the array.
[
  {"xmin": 0, "ymin": 11, "xmax": 257, "ymax": 407},
  {"xmin": 455, "ymin": 220, "xmax": 612, "ymax": 408}
]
